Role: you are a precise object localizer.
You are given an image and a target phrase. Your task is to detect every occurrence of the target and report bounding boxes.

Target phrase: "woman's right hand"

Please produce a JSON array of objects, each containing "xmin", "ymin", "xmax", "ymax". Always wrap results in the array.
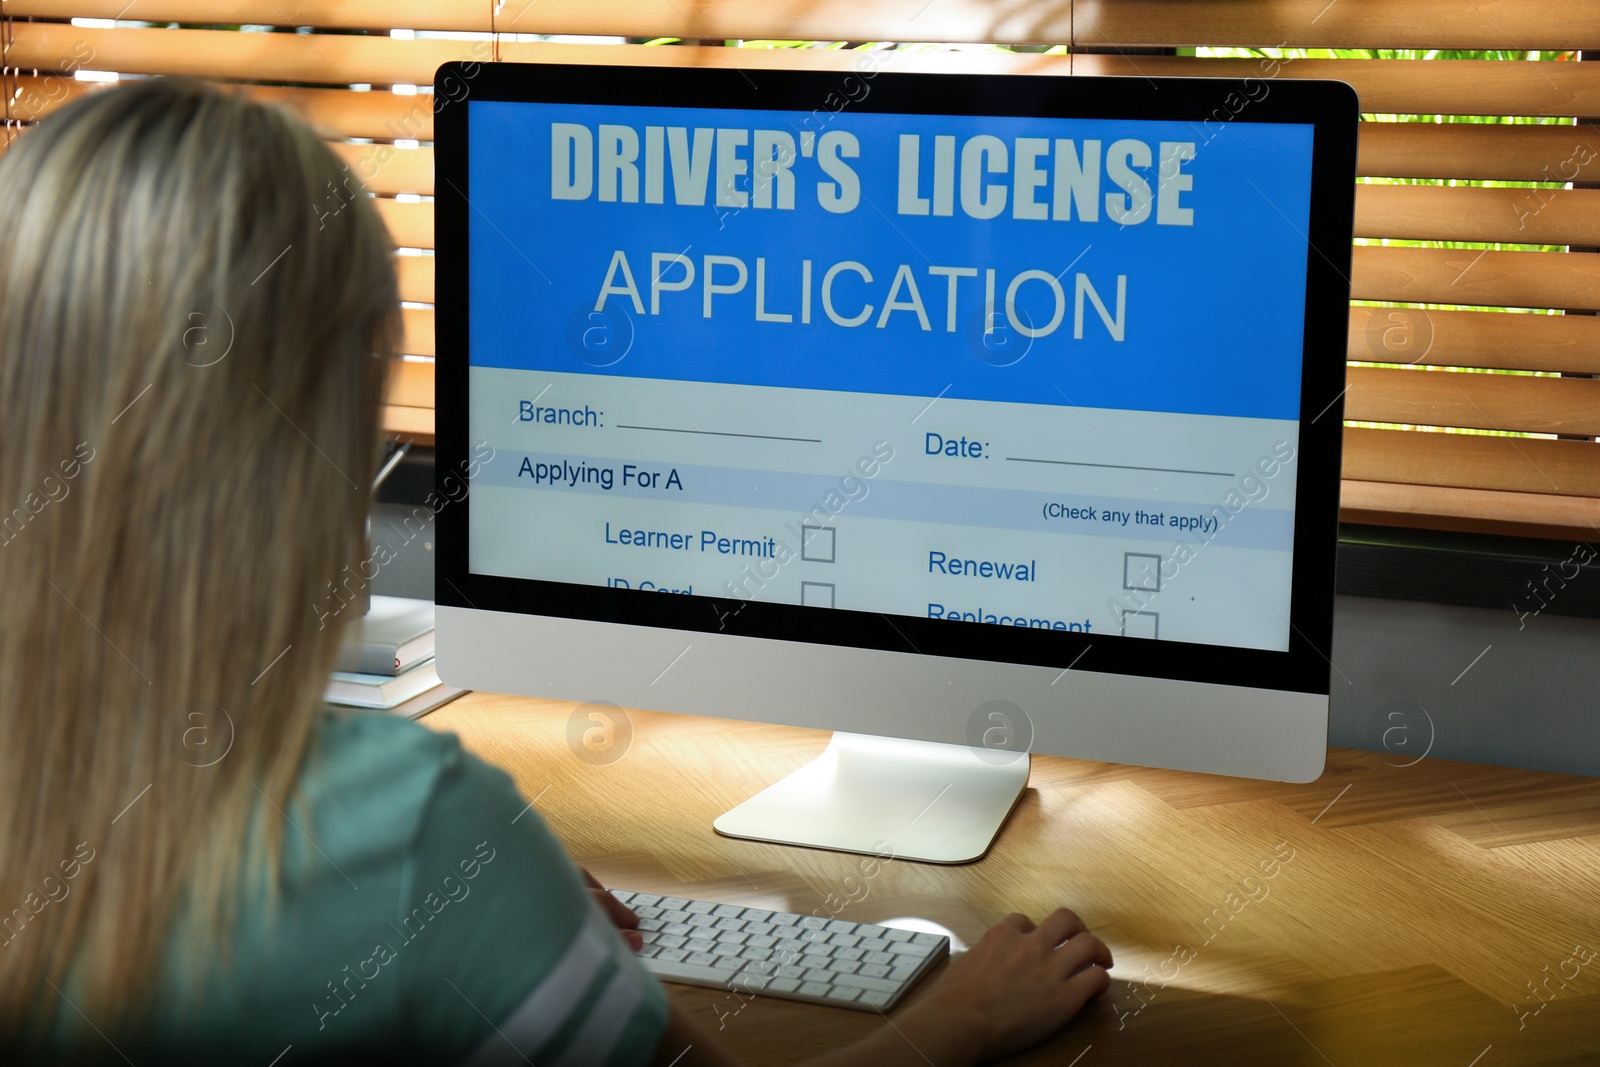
[
  {"xmin": 906, "ymin": 909, "xmax": 1114, "ymax": 1063},
  {"xmin": 654, "ymin": 909, "xmax": 1114, "ymax": 1067}
]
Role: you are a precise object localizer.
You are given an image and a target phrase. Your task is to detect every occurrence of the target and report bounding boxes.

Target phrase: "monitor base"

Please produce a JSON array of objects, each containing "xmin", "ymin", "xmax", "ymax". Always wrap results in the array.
[{"xmin": 713, "ymin": 732, "xmax": 1030, "ymax": 864}]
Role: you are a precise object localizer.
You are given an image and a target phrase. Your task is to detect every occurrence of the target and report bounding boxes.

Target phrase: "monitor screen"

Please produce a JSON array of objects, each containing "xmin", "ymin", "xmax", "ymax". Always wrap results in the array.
[
  {"xmin": 464, "ymin": 95, "xmax": 1312, "ymax": 653},
  {"xmin": 433, "ymin": 63, "xmax": 1355, "ymax": 783}
]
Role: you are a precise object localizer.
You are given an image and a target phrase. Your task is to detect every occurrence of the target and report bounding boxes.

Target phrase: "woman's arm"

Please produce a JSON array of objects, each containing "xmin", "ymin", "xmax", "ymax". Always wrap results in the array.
[{"xmin": 651, "ymin": 909, "xmax": 1113, "ymax": 1067}]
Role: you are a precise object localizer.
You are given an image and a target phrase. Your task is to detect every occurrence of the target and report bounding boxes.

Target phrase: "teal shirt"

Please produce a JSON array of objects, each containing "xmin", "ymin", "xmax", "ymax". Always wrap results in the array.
[{"xmin": 117, "ymin": 713, "xmax": 669, "ymax": 1064}]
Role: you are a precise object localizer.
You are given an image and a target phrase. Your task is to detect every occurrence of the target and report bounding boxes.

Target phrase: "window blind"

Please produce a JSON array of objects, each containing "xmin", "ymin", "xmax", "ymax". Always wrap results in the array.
[{"xmin": 4, "ymin": 1, "xmax": 1597, "ymax": 539}]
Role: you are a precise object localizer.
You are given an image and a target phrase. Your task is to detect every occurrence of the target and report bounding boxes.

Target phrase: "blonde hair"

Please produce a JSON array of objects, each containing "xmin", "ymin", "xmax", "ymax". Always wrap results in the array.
[{"xmin": 0, "ymin": 78, "xmax": 399, "ymax": 1040}]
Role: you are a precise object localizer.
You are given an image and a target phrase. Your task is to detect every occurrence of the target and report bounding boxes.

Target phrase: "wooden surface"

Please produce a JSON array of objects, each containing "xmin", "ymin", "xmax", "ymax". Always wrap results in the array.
[{"xmin": 424, "ymin": 691, "xmax": 1600, "ymax": 1066}]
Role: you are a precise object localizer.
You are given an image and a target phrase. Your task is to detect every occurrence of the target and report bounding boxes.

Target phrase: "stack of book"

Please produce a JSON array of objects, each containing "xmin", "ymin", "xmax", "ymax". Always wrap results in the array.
[{"xmin": 325, "ymin": 595, "xmax": 465, "ymax": 719}]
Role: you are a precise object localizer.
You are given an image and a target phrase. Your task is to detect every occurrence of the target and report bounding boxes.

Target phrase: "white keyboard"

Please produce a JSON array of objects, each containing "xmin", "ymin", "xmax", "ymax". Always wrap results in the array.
[{"xmin": 611, "ymin": 890, "xmax": 949, "ymax": 1012}]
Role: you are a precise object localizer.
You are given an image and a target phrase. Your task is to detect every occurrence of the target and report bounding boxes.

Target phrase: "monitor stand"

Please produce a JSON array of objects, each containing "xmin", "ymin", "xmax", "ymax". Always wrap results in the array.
[{"xmin": 713, "ymin": 732, "xmax": 1030, "ymax": 864}]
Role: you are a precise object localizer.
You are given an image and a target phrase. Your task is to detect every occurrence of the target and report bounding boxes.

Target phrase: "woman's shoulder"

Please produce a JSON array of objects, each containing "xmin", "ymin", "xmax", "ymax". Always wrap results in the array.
[{"xmin": 291, "ymin": 711, "xmax": 501, "ymax": 874}]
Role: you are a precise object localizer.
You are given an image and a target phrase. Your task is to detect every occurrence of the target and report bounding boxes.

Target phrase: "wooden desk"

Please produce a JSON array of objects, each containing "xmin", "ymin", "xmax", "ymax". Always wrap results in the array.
[{"xmin": 426, "ymin": 692, "xmax": 1600, "ymax": 1066}]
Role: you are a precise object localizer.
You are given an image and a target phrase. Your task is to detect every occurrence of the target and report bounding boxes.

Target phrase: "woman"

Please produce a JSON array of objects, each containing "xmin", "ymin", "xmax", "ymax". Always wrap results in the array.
[{"xmin": 0, "ymin": 78, "xmax": 1111, "ymax": 1065}]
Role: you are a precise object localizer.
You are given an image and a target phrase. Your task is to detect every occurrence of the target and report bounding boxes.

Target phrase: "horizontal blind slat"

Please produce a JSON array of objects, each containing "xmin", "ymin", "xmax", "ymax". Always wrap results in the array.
[
  {"xmin": 395, "ymin": 253, "xmax": 433, "ymax": 304},
  {"xmin": 1074, "ymin": 0, "xmax": 1600, "ymax": 51},
  {"xmin": 1348, "ymin": 306, "xmax": 1600, "ymax": 375},
  {"xmin": 399, "ymin": 306, "xmax": 433, "ymax": 357},
  {"xmin": 16, "ymin": 76, "xmax": 1597, "ymax": 186},
  {"xmin": 1354, "ymin": 183, "xmax": 1600, "ymax": 247},
  {"xmin": 1350, "ymin": 246, "xmax": 1600, "ymax": 311},
  {"xmin": 9, "ymin": 28, "xmax": 1600, "ymax": 118},
  {"xmin": 385, "ymin": 359, "xmax": 433, "ymax": 407},
  {"xmin": 381, "ymin": 404, "xmax": 434, "ymax": 439},
  {"xmin": 5, "ymin": 1, "xmax": 493, "ymax": 31},
  {"xmin": 1345, "ymin": 365, "xmax": 1600, "ymax": 437},
  {"xmin": 28, "ymin": 0, "xmax": 1574, "ymax": 51},
  {"xmin": 371, "ymin": 197, "xmax": 430, "ymax": 250},
  {"xmin": 1358, "ymin": 121, "xmax": 1600, "ymax": 183},
  {"xmin": 1340, "ymin": 480, "xmax": 1600, "ymax": 539},
  {"xmin": 329, "ymin": 142, "xmax": 432, "ymax": 197},
  {"xmin": 1343, "ymin": 426, "xmax": 1600, "ymax": 497},
  {"xmin": 1069, "ymin": 55, "xmax": 1600, "ymax": 117},
  {"xmin": 7, "ymin": 77, "xmax": 438, "ymax": 140},
  {"xmin": 5, "ymin": 23, "xmax": 488, "ymax": 85}
]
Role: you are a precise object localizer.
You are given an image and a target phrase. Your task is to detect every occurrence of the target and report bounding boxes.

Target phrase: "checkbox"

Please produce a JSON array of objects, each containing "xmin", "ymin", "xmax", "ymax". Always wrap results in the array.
[
  {"xmin": 1123, "ymin": 552, "xmax": 1161, "ymax": 593},
  {"xmin": 801, "ymin": 581, "xmax": 836, "ymax": 608},
  {"xmin": 802, "ymin": 525, "xmax": 836, "ymax": 563},
  {"xmin": 1120, "ymin": 610, "xmax": 1159, "ymax": 640}
]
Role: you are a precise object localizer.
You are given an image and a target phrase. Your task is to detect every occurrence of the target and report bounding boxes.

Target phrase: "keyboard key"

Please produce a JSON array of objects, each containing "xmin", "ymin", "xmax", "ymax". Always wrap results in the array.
[
  {"xmin": 635, "ymin": 906, "xmax": 662, "ymax": 919},
  {"xmin": 860, "ymin": 964, "xmax": 891, "ymax": 979},
  {"xmin": 771, "ymin": 913, "xmax": 802, "ymax": 926},
  {"xmin": 738, "ymin": 947, "xmax": 772, "ymax": 962},
  {"xmin": 888, "ymin": 942, "xmax": 932, "ymax": 957},
  {"xmin": 857, "ymin": 937, "xmax": 890, "ymax": 953},
  {"xmin": 799, "ymin": 981, "xmax": 832, "ymax": 998},
  {"xmin": 769, "ymin": 977, "xmax": 802, "ymax": 993},
  {"xmin": 631, "ymin": 893, "xmax": 662, "ymax": 907},
  {"xmin": 658, "ymin": 948, "xmax": 689, "ymax": 963},
  {"xmin": 658, "ymin": 934, "xmax": 686, "ymax": 950},
  {"xmin": 745, "ymin": 921, "xmax": 775, "ymax": 937},
  {"xmin": 777, "ymin": 964, "xmax": 806, "ymax": 980},
  {"xmin": 638, "ymin": 944, "xmax": 660, "ymax": 958},
  {"xmin": 747, "ymin": 935, "xmax": 776, "ymax": 949},
  {"xmin": 828, "ymin": 958, "xmax": 860, "ymax": 975},
  {"xmin": 833, "ymin": 947, "xmax": 864, "ymax": 961},
  {"xmin": 826, "ymin": 920, "xmax": 861, "ymax": 936},
  {"xmin": 911, "ymin": 932, "xmax": 943, "ymax": 946},
  {"xmin": 803, "ymin": 968, "xmax": 835, "ymax": 983},
  {"xmin": 715, "ymin": 919, "xmax": 746, "ymax": 933},
  {"xmin": 637, "ymin": 917, "xmax": 666, "ymax": 932},
  {"xmin": 663, "ymin": 922, "xmax": 693, "ymax": 936},
  {"xmin": 860, "ymin": 990, "xmax": 894, "ymax": 1009},
  {"xmin": 829, "ymin": 933, "xmax": 861, "ymax": 948},
  {"xmin": 646, "ymin": 957, "xmax": 743, "ymax": 987},
  {"xmin": 740, "ymin": 907, "xmax": 775, "ymax": 923},
  {"xmin": 686, "ymin": 952, "xmax": 718, "ymax": 967},
  {"xmin": 830, "ymin": 986, "xmax": 861, "ymax": 1002},
  {"xmin": 686, "ymin": 901, "xmax": 717, "ymax": 915},
  {"xmin": 884, "ymin": 928, "xmax": 914, "ymax": 943},
  {"xmin": 610, "ymin": 890, "xmax": 635, "ymax": 904},
  {"xmin": 843, "ymin": 973, "xmax": 901, "ymax": 994},
  {"xmin": 686, "ymin": 938, "xmax": 716, "ymax": 953},
  {"xmin": 864, "ymin": 950, "xmax": 895, "ymax": 966}
]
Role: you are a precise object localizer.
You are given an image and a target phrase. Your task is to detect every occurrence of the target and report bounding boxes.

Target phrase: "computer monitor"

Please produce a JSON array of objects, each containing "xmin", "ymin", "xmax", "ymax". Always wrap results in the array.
[{"xmin": 433, "ymin": 60, "xmax": 1357, "ymax": 863}]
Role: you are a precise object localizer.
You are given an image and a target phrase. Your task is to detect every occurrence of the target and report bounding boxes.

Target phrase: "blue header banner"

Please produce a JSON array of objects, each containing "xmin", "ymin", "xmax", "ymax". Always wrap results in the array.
[{"xmin": 467, "ymin": 100, "xmax": 1314, "ymax": 421}]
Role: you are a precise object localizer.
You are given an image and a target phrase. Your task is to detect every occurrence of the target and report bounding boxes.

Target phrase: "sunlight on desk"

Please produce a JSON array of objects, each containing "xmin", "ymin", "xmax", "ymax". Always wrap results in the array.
[{"xmin": 427, "ymin": 691, "xmax": 1600, "ymax": 1066}]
